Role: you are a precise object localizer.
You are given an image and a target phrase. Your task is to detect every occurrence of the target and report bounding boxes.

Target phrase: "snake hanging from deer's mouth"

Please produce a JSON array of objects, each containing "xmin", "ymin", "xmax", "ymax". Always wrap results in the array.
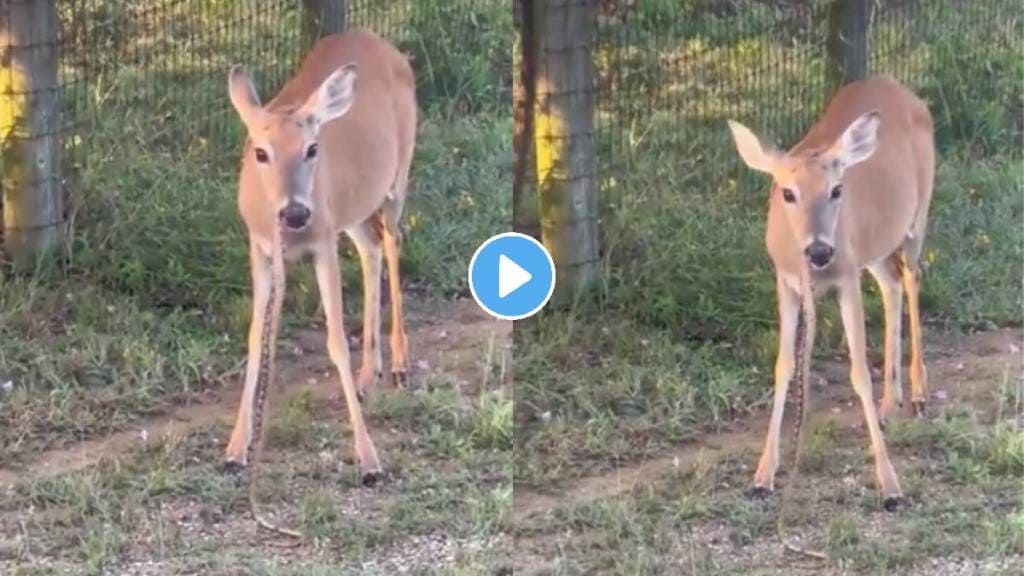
[
  {"xmin": 776, "ymin": 264, "xmax": 826, "ymax": 560},
  {"xmin": 242, "ymin": 229, "xmax": 303, "ymax": 539}
]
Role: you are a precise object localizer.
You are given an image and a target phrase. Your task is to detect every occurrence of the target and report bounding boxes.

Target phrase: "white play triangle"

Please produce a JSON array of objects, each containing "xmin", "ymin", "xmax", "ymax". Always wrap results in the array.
[{"xmin": 498, "ymin": 254, "xmax": 532, "ymax": 298}]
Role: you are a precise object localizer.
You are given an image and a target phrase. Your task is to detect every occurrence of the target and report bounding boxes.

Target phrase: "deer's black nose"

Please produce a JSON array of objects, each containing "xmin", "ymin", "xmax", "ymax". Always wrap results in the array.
[
  {"xmin": 805, "ymin": 242, "xmax": 834, "ymax": 269},
  {"xmin": 279, "ymin": 203, "xmax": 311, "ymax": 230}
]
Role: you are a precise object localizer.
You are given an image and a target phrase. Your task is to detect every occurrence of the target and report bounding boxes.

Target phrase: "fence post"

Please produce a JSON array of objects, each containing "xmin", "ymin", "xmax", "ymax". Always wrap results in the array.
[
  {"xmin": 534, "ymin": 0, "xmax": 600, "ymax": 304},
  {"xmin": 1, "ymin": 0, "xmax": 63, "ymax": 271},
  {"xmin": 302, "ymin": 0, "xmax": 347, "ymax": 45},
  {"xmin": 514, "ymin": 0, "xmax": 540, "ymax": 239},
  {"xmin": 826, "ymin": 0, "xmax": 869, "ymax": 93}
]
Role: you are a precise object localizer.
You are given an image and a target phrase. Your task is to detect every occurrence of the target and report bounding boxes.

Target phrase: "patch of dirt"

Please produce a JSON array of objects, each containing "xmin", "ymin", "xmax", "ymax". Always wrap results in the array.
[{"xmin": 0, "ymin": 297, "xmax": 510, "ymax": 488}]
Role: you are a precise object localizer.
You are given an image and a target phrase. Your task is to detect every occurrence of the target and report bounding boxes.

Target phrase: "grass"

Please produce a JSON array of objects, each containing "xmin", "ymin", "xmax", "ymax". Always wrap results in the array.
[
  {"xmin": 0, "ymin": 378, "xmax": 513, "ymax": 573},
  {"xmin": 0, "ymin": 310, "xmax": 513, "ymax": 572},
  {"xmin": 516, "ymin": 404, "xmax": 1023, "ymax": 575}
]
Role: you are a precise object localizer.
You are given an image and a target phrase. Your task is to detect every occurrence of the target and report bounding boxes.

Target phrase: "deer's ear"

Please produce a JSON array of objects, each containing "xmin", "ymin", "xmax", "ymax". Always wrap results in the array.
[
  {"xmin": 727, "ymin": 120, "xmax": 778, "ymax": 174},
  {"xmin": 829, "ymin": 110, "xmax": 880, "ymax": 168},
  {"xmin": 228, "ymin": 65, "xmax": 262, "ymax": 126},
  {"xmin": 303, "ymin": 63, "xmax": 358, "ymax": 126}
]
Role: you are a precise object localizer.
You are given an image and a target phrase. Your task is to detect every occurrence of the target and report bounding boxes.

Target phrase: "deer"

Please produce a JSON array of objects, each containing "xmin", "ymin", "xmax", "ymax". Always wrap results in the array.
[
  {"xmin": 223, "ymin": 29, "xmax": 417, "ymax": 488},
  {"xmin": 727, "ymin": 75, "xmax": 934, "ymax": 510}
]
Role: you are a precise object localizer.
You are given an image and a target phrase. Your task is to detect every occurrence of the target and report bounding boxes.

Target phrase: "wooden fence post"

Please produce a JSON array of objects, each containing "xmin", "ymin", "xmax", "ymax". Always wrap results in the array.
[
  {"xmin": 534, "ymin": 0, "xmax": 599, "ymax": 304},
  {"xmin": 302, "ymin": 0, "xmax": 347, "ymax": 45},
  {"xmin": 1, "ymin": 0, "xmax": 63, "ymax": 270},
  {"xmin": 827, "ymin": 0, "xmax": 869, "ymax": 93},
  {"xmin": 514, "ymin": 0, "xmax": 540, "ymax": 239}
]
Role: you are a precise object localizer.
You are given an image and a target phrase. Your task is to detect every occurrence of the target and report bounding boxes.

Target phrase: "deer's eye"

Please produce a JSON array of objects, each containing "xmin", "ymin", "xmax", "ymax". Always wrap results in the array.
[
  {"xmin": 781, "ymin": 188, "xmax": 797, "ymax": 204},
  {"xmin": 254, "ymin": 147, "xmax": 269, "ymax": 163},
  {"xmin": 305, "ymin": 143, "xmax": 318, "ymax": 160},
  {"xmin": 830, "ymin": 184, "xmax": 843, "ymax": 200}
]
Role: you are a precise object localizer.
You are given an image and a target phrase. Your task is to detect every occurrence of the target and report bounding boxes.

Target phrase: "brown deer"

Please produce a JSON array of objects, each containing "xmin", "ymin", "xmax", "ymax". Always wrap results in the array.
[
  {"xmin": 728, "ymin": 75, "xmax": 934, "ymax": 508},
  {"xmin": 224, "ymin": 30, "xmax": 416, "ymax": 485}
]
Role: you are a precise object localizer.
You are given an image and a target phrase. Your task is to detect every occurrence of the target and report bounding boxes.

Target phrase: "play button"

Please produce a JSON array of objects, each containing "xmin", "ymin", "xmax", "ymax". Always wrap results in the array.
[
  {"xmin": 498, "ymin": 255, "xmax": 531, "ymax": 298},
  {"xmin": 469, "ymin": 232, "xmax": 556, "ymax": 320}
]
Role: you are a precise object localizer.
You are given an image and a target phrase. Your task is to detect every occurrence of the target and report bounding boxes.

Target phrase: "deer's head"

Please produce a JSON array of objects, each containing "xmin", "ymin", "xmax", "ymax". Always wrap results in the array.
[
  {"xmin": 727, "ymin": 111, "xmax": 881, "ymax": 269},
  {"xmin": 228, "ymin": 64, "xmax": 358, "ymax": 231}
]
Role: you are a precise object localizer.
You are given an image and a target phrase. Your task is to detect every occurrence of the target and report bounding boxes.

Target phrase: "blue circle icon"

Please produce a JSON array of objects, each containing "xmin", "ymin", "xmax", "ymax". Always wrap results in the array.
[{"xmin": 469, "ymin": 232, "xmax": 556, "ymax": 320}]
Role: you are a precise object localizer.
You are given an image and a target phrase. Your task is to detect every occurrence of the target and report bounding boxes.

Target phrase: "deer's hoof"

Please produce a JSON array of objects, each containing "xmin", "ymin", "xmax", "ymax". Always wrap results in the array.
[
  {"xmin": 392, "ymin": 369, "xmax": 409, "ymax": 388},
  {"xmin": 222, "ymin": 460, "xmax": 247, "ymax": 477},
  {"xmin": 912, "ymin": 400, "xmax": 927, "ymax": 418},
  {"xmin": 883, "ymin": 495, "xmax": 908, "ymax": 512},
  {"xmin": 361, "ymin": 470, "xmax": 385, "ymax": 487},
  {"xmin": 745, "ymin": 486, "xmax": 773, "ymax": 500}
]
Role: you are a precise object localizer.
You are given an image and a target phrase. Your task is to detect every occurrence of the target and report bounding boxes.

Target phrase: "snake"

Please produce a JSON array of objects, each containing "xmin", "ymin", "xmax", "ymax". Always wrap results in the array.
[
  {"xmin": 242, "ymin": 229, "xmax": 303, "ymax": 539},
  {"xmin": 776, "ymin": 264, "xmax": 826, "ymax": 560}
]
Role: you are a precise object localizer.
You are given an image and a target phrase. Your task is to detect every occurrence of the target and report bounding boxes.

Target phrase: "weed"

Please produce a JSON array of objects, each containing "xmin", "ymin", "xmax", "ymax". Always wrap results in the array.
[
  {"xmin": 826, "ymin": 514, "xmax": 861, "ymax": 552},
  {"xmin": 301, "ymin": 491, "xmax": 341, "ymax": 540}
]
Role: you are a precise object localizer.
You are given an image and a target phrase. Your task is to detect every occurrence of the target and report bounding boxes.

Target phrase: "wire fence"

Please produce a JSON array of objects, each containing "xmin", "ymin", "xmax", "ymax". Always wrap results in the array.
[
  {"xmin": 0, "ymin": 0, "xmax": 507, "ymax": 262},
  {"xmin": 52, "ymin": 0, "xmax": 504, "ymax": 161},
  {"xmin": 594, "ymin": 0, "xmax": 1022, "ymax": 201}
]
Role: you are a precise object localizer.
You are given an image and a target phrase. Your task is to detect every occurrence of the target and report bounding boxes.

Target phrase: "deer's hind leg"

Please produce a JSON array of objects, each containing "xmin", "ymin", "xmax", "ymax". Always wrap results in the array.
[
  {"xmin": 347, "ymin": 220, "xmax": 385, "ymax": 396},
  {"xmin": 379, "ymin": 193, "xmax": 409, "ymax": 386},
  {"xmin": 901, "ymin": 233, "xmax": 928, "ymax": 416},
  {"xmin": 868, "ymin": 256, "xmax": 904, "ymax": 423}
]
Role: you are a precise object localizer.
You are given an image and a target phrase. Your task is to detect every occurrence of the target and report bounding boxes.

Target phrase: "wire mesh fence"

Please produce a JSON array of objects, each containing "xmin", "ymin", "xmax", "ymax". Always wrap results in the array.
[
  {"xmin": 51, "ymin": 0, "xmax": 504, "ymax": 161},
  {"xmin": 0, "ymin": 0, "xmax": 508, "ymax": 263},
  {"xmin": 594, "ymin": 0, "xmax": 1022, "ymax": 202}
]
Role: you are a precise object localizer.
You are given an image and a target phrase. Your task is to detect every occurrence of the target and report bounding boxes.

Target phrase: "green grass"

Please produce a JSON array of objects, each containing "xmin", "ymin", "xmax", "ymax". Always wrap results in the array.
[
  {"xmin": 516, "ymin": 406, "xmax": 1023, "ymax": 575},
  {"xmin": 0, "ymin": 374, "xmax": 513, "ymax": 574}
]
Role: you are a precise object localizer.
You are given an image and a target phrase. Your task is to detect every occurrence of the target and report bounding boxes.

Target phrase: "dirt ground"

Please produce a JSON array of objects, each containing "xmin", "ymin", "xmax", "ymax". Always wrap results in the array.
[
  {"xmin": 0, "ymin": 297, "xmax": 513, "ymax": 575},
  {"xmin": 513, "ymin": 327, "xmax": 1024, "ymax": 575}
]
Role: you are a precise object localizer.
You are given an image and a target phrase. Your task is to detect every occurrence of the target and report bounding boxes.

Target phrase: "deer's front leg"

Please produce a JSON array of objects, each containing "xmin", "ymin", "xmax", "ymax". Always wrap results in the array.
[
  {"xmin": 314, "ymin": 242, "xmax": 383, "ymax": 485},
  {"xmin": 838, "ymin": 276, "xmax": 904, "ymax": 508},
  {"xmin": 751, "ymin": 275, "xmax": 801, "ymax": 495},
  {"xmin": 226, "ymin": 240, "xmax": 272, "ymax": 467}
]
